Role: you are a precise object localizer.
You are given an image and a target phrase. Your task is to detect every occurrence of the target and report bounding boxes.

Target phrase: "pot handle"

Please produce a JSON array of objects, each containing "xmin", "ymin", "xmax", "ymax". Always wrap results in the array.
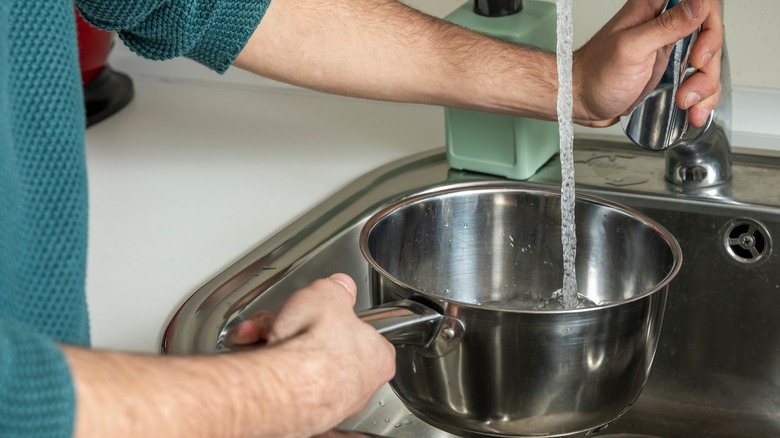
[{"xmin": 358, "ymin": 300, "xmax": 464, "ymax": 357}]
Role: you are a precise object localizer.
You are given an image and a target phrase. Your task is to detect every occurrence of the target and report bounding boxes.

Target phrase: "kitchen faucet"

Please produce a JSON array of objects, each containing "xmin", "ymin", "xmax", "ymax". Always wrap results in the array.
[
  {"xmin": 622, "ymin": 0, "xmax": 732, "ymax": 189},
  {"xmin": 664, "ymin": 47, "xmax": 732, "ymax": 188}
]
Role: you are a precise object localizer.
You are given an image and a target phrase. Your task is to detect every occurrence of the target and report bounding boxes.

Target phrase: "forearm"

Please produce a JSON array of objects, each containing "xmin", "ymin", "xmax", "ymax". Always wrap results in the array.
[
  {"xmin": 64, "ymin": 344, "xmax": 333, "ymax": 438},
  {"xmin": 234, "ymin": 0, "xmax": 559, "ymax": 120}
]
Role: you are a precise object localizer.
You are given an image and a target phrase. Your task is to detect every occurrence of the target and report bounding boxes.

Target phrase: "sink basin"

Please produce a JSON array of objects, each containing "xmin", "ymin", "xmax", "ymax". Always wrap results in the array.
[{"xmin": 163, "ymin": 136, "xmax": 780, "ymax": 437}]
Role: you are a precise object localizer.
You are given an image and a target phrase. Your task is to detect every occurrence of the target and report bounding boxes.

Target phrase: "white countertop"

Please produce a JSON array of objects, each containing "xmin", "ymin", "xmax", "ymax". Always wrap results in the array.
[
  {"xmin": 85, "ymin": 63, "xmax": 780, "ymax": 354},
  {"xmin": 85, "ymin": 76, "xmax": 446, "ymax": 353}
]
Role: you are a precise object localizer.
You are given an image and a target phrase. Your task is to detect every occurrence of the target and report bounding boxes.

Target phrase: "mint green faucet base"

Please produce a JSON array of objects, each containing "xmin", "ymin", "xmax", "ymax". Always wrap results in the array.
[
  {"xmin": 444, "ymin": 0, "xmax": 559, "ymax": 180},
  {"xmin": 446, "ymin": 109, "xmax": 559, "ymax": 180}
]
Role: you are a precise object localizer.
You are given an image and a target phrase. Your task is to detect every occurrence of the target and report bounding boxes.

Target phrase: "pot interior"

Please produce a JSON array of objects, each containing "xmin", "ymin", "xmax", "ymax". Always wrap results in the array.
[{"xmin": 362, "ymin": 186, "xmax": 680, "ymax": 311}]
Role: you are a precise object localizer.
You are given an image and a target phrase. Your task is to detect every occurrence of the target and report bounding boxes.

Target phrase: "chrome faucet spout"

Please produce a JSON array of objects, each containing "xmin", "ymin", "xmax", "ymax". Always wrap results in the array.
[
  {"xmin": 665, "ymin": 39, "xmax": 732, "ymax": 188},
  {"xmin": 622, "ymin": 0, "xmax": 732, "ymax": 189}
]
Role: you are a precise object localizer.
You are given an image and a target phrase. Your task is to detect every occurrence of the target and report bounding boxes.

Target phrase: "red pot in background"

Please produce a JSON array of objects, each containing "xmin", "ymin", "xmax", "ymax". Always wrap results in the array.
[
  {"xmin": 75, "ymin": 9, "xmax": 113, "ymax": 85},
  {"xmin": 75, "ymin": 8, "xmax": 133, "ymax": 126}
]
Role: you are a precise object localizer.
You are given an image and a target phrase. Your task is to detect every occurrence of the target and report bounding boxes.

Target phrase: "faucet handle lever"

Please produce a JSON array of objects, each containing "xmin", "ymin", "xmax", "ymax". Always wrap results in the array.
[{"xmin": 620, "ymin": 0, "xmax": 713, "ymax": 151}]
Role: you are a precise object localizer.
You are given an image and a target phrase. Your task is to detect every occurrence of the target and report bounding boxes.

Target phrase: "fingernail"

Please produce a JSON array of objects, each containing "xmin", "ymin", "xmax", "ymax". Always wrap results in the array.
[
  {"xmin": 684, "ymin": 92, "xmax": 702, "ymax": 109},
  {"xmin": 683, "ymin": 0, "xmax": 703, "ymax": 18},
  {"xmin": 700, "ymin": 51, "xmax": 712, "ymax": 67},
  {"xmin": 251, "ymin": 312, "xmax": 274, "ymax": 326},
  {"xmin": 329, "ymin": 274, "xmax": 356, "ymax": 294},
  {"xmin": 691, "ymin": 51, "xmax": 712, "ymax": 69}
]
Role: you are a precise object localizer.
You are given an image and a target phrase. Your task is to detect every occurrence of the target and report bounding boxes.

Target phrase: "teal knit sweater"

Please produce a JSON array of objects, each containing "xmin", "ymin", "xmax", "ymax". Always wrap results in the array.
[{"xmin": 0, "ymin": 1, "xmax": 267, "ymax": 435}]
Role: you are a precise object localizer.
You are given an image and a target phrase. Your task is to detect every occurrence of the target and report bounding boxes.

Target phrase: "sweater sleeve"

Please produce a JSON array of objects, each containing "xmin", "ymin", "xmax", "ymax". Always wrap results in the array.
[
  {"xmin": 0, "ymin": 320, "xmax": 75, "ymax": 438},
  {"xmin": 75, "ymin": 0, "xmax": 270, "ymax": 73}
]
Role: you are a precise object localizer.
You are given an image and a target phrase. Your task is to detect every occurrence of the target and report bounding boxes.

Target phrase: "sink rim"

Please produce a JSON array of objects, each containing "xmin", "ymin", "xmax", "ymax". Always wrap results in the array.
[{"xmin": 162, "ymin": 137, "xmax": 780, "ymax": 355}]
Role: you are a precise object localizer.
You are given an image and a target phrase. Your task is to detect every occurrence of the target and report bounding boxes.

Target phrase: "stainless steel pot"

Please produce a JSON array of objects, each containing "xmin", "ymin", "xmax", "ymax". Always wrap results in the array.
[{"xmin": 358, "ymin": 185, "xmax": 681, "ymax": 437}]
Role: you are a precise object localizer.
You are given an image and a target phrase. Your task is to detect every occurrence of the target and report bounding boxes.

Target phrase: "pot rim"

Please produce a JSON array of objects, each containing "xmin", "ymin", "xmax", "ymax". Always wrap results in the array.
[{"xmin": 359, "ymin": 183, "xmax": 682, "ymax": 314}]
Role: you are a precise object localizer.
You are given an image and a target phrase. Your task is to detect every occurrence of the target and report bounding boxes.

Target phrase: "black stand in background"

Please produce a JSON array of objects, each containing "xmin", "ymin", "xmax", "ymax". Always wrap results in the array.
[{"xmin": 84, "ymin": 66, "xmax": 134, "ymax": 127}]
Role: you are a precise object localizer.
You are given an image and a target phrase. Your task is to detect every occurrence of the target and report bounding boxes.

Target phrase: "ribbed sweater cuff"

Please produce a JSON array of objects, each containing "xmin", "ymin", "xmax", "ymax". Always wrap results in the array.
[
  {"xmin": 187, "ymin": 0, "xmax": 270, "ymax": 73},
  {"xmin": 0, "ymin": 321, "xmax": 75, "ymax": 438}
]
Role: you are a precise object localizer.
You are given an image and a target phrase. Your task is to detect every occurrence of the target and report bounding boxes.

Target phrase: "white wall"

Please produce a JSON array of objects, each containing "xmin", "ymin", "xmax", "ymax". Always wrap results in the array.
[{"xmin": 404, "ymin": 0, "xmax": 779, "ymax": 90}]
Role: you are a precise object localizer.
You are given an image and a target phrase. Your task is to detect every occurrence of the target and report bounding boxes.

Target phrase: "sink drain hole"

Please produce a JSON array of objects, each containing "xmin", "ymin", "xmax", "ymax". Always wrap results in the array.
[{"xmin": 723, "ymin": 218, "xmax": 771, "ymax": 265}]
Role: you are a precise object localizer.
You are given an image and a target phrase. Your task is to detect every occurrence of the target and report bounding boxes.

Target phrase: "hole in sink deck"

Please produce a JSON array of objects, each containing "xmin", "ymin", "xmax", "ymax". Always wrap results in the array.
[{"xmin": 722, "ymin": 218, "xmax": 772, "ymax": 265}]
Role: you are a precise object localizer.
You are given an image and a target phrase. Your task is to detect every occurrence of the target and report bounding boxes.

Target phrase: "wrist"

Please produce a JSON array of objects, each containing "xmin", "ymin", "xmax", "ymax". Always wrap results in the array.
[
  {"xmin": 570, "ymin": 48, "xmax": 619, "ymax": 127},
  {"xmin": 258, "ymin": 339, "xmax": 353, "ymax": 435}
]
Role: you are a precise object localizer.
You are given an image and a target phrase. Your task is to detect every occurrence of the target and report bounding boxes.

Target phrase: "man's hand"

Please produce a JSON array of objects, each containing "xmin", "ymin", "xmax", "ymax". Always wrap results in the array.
[
  {"xmin": 226, "ymin": 273, "xmax": 396, "ymax": 432},
  {"xmin": 66, "ymin": 274, "xmax": 395, "ymax": 438},
  {"xmin": 573, "ymin": 0, "xmax": 723, "ymax": 127}
]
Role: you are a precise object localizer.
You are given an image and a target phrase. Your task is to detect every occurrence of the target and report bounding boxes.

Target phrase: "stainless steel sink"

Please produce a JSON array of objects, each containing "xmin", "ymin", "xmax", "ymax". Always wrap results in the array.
[{"xmin": 163, "ymin": 136, "xmax": 780, "ymax": 438}]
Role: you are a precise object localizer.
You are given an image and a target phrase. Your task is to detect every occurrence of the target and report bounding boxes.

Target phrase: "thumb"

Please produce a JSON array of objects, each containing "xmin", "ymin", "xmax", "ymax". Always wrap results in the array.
[{"xmin": 327, "ymin": 273, "xmax": 358, "ymax": 303}]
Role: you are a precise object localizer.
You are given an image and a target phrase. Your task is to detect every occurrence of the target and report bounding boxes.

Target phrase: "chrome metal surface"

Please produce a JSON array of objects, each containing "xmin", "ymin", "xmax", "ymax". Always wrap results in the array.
[
  {"xmin": 163, "ymin": 137, "xmax": 780, "ymax": 438},
  {"xmin": 360, "ymin": 186, "xmax": 679, "ymax": 437},
  {"xmin": 360, "ymin": 300, "xmax": 466, "ymax": 358},
  {"xmin": 621, "ymin": 1, "xmax": 732, "ymax": 189},
  {"xmin": 721, "ymin": 218, "xmax": 772, "ymax": 265},
  {"xmin": 663, "ymin": 42, "xmax": 732, "ymax": 189},
  {"xmin": 621, "ymin": 0, "xmax": 707, "ymax": 151}
]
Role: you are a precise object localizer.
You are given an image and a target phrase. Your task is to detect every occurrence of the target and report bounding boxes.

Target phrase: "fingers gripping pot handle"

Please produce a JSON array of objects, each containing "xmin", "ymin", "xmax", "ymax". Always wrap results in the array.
[{"xmin": 359, "ymin": 300, "xmax": 464, "ymax": 357}]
